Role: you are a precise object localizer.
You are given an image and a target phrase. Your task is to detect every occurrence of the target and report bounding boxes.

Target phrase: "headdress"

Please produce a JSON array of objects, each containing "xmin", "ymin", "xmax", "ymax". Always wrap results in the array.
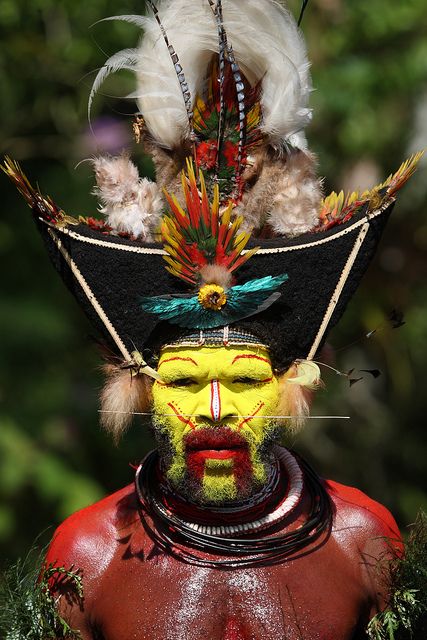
[{"xmin": 2, "ymin": 0, "xmax": 422, "ymax": 375}]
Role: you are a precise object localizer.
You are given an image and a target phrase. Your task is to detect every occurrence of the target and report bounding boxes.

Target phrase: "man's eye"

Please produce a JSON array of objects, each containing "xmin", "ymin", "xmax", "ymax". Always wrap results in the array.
[
  {"xmin": 233, "ymin": 377, "xmax": 261, "ymax": 385},
  {"xmin": 171, "ymin": 378, "xmax": 196, "ymax": 387}
]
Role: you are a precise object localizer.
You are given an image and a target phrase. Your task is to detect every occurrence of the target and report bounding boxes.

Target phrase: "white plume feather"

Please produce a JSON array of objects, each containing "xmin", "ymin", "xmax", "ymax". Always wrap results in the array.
[
  {"xmin": 94, "ymin": 14, "xmax": 150, "ymax": 29},
  {"xmin": 91, "ymin": 1, "xmax": 312, "ymax": 150},
  {"xmin": 88, "ymin": 48, "xmax": 140, "ymax": 121},
  {"xmin": 135, "ymin": 0, "xmax": 311, "ymax": 149}
]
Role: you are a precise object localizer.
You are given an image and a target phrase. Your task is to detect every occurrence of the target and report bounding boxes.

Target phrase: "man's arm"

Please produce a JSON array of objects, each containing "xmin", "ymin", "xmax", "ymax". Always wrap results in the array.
[
  {"xmin": 43, "ymin": 485, "xmax": 137, "ymax": 639},
  {"xmin": 45, "ymin": 525, "xmax": 95, "ymax": 640},
  {"xmin": 326, "ymin": 479, "xmax": 402, "ymax": 629}
]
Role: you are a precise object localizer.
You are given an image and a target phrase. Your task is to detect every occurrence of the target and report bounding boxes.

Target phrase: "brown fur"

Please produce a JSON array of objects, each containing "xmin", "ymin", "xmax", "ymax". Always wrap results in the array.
[
  {"xmin": 267, "ymin": 150, "xmax": 323, "ymax": 237},
  {"xmin": 141, "ymin": 132, "xmax": 322, "ymax": 237},
  {"xmin": 141, "ymin": 133, "xmax": 189, "ymax": 208},
  {"xmin": 276, "ymin": 364, "xmax": 320, "ymax": 433},
  {"xmin": 235, "ymin": 148, "xmax": 322, "ymax": 236},
  {"xmin": 100, "ymin": 364, "xmax": 153, "ymax": 442}
]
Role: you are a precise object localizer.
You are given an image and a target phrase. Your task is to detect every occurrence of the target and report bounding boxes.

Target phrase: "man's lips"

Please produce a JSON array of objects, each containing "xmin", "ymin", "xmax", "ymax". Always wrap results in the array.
[
  {"xmin": 184, "ymin": 427, "xmax": 252, "ymax": 480},
  {"xmin": 194, "ymin": 449, "xmax": 238, "ymax": 460},
  {"xmin": 184, "ymin": 427, "xmax": 247, "ymax": 457}
]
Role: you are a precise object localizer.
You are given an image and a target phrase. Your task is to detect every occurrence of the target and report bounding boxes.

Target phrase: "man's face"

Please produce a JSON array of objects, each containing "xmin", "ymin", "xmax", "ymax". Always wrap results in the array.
[{"xmin": 151, "ymin": 345, "xmax": 280, "ymax": 504}]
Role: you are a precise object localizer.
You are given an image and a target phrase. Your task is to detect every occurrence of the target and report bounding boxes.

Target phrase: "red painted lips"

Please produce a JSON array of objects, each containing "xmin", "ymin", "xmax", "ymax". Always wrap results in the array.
[
  {"xmin": 185, "ymin": 427, "xmax": 247, "ymax": 453},
  {"xmin": 185, "ymin": 427, "xmax": 249, "ymax": 474}
]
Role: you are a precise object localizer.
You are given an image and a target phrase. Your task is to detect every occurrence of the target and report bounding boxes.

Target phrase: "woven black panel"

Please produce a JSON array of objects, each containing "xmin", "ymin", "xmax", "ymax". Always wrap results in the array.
[{"xmin": 34, "ymin": 202, "xmax": 393, "ymax": 370}]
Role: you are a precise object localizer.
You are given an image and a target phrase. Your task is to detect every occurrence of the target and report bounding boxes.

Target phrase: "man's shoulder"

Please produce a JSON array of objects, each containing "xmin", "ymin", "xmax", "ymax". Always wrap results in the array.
[
  {"xmin": 325, "ymin": 478, "xmax": 401, "ymax": 542},
  {"xmin": 45, "ymin": 483, "xmax": 139, "ymax": 569}
]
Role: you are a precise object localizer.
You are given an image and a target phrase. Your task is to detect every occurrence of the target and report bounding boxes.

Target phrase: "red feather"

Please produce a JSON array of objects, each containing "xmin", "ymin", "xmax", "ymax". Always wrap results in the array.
[{"xmin": 161, "ymin": 160, "xmax": 259, "ymax": 286}]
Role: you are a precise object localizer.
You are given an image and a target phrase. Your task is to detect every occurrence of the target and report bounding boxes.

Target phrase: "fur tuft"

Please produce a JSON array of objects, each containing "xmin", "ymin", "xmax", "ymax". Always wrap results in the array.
[
  {"xmin": 267, "ymin": 150, "xmax": 323, "ymax": 236},
  {"xmin": 92, "ymin": 155, "xmax": 164, "ymax": 240},
  {"xmin": 236, "ymin": 149, "xmax": 322, "ymax": 236},
  {"xmin": 199, "ymin": 264, "xmax": 233, "ymax": 288},
  {"xmin": 100, "ymin": 364, "xmax": 153, "ymax": 442},
  {"xmin": 276, "ymin": 362, "xmax": 322, "ymax": 432},
  {"xmin": 286, "ymin": 360, "xmax": 321, "ymax": 389}
]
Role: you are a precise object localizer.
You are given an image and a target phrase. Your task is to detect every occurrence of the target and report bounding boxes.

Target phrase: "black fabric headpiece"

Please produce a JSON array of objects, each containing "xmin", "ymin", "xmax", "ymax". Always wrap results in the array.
[{"xmin": 33, "ymin": 200, "xmax": 393, "ymax": 371}]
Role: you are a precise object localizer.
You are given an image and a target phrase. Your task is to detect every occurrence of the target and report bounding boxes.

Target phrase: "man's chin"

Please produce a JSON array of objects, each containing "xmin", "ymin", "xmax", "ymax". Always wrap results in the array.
[
  {"xmin": 161, "ymin": 425, "xmax": 279, "ymax": 506},
  {"xmin": 170, "ymin": 456, "xmax": 269, "ymax": 506},
  {"xmin": 173, "ymin": 470, "xmax": 262, "ymax": 506}
]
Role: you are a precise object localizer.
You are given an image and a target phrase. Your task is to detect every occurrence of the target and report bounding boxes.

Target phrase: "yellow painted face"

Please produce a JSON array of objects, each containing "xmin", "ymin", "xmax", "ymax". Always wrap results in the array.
[{"xmin": 151, "ymin": 345, "xmax": 280, "ymax": 504}]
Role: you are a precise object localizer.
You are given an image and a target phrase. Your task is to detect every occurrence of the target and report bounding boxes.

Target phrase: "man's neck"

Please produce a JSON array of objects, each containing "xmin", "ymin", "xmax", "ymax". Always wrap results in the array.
[{"xmin": 157, "ymin": 451, "xmax": 289, "ymax": 526}]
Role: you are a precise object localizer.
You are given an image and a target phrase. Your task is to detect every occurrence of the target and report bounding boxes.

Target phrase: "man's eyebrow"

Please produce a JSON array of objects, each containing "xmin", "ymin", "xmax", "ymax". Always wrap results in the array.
[
  {"xmin": 158, "ymin": 356, "xmax": 198, "ymax": 368},
  {"xmin": 231, "ymin": 354, "xmax": 271, "ymax": 366}
]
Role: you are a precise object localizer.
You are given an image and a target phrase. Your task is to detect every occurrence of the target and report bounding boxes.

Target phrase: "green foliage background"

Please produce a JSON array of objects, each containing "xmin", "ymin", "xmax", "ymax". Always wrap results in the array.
[{"xmin": 0, "ymin": 0, "xmax": 426, "ymax": 560}]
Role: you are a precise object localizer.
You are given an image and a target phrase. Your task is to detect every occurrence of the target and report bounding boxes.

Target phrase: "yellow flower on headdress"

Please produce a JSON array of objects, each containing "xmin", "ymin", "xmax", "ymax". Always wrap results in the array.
[{"xmin": 198, "ymin": 284, "xmax": 227, "ymax": 310}]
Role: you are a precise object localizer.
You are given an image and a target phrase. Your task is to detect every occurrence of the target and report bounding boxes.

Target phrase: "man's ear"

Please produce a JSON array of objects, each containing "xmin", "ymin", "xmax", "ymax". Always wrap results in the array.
[
  {"xmin": 99, "ymin": 364, "xmax": 153, "ymax": 443},
  {"xmin": 276, "ymin": 361, "xmax": 322, "ymax": 433}
]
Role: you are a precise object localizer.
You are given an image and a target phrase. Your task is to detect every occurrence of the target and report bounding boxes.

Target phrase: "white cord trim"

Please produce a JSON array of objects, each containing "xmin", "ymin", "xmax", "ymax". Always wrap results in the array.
[
  {"xmin": 307, "ymin": 221, "xmax": 370, "ymax": 360},
  {"xmin": 244, "ymin": 200, "xmax": 392, "ymax": 254},
  {"xmin": 40, "ymin": 199, "xmax": 392, "ymax": 257},
  {"xmin": 48, "ymin": 228, "xmax": 132, "ymax": 362},
  {"xmin": 41, "ymin": 219, "xmax": 166, "ymax": 255}
]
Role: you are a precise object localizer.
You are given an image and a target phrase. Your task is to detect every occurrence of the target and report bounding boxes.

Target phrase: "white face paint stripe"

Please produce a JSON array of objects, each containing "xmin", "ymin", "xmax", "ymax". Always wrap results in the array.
[{"xmin": 210, "ymin": 379, "xmax": 221, "ymax": 422}]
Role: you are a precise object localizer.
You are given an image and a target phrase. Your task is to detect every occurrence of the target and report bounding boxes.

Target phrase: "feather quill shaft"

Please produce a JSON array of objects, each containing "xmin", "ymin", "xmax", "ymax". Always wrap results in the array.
[{"xmin": 145, "ymin": 0, "xmax": 194, "ymax": 136}]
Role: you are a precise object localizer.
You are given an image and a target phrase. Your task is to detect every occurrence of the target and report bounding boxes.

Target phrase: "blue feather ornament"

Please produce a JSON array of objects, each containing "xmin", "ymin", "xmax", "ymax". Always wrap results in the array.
[{"xmin": 141, "ymin": 274, "xmax": 288, "ymax": 329}]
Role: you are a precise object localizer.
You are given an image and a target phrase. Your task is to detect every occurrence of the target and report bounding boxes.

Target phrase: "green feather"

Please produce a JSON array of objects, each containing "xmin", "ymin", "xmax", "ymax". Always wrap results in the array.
[{"xmin": 141, "ymin": 273, "xmax": 288, "ymax": 329}]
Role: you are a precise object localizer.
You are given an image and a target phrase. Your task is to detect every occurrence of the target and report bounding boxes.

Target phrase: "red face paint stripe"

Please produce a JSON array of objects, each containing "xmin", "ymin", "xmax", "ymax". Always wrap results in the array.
[
  {"xmin": 237, "ymin": 402, "xmax": 265, "ymax": 431},
  {"xmin": 160, "ymin": 357, "xmax": 198, "ymax": 367},
  {"xmin": 167, "ymin": 402, "xmax": 196, "ymax": 430},
  {"xmin": 210, "ymin": 379, "xmax": 221, "ymax": 422},
  {"xmin": 231, "ymin": 354, "xmax": 271, "ymax": 366}
]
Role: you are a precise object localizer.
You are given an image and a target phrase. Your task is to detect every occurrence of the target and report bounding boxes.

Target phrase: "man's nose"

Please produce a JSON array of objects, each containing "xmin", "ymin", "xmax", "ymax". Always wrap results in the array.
[{"xmin": 198, "ymin": 379, "xmax": 235, "ymax": 423}]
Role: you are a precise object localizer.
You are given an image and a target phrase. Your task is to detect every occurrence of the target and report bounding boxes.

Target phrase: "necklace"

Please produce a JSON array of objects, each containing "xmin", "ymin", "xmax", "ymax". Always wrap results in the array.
[
  {"xmin": 136, "ymin": 448, "xmax": 303, "ymax": 537},
  {"xmin": 158, "ymin": 455, "xmax": 281, "ymax": 519},
  {"xmin": 135, "ymin": 447, "xmax": 333, "ymax": 568}
]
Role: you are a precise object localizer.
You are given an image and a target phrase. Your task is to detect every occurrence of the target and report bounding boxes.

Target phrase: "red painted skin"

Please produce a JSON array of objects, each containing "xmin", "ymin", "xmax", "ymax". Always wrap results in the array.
[{"xmin": 46, "ymin": 470, "xmax": 401, "ymax": 640}]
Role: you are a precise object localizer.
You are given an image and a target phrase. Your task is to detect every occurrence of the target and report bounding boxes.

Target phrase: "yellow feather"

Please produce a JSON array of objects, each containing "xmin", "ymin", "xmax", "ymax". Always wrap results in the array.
[
  {"xmin": 246, "ymin": 103, "xmax": 261, "ymax": 130},
  {"xmin": 221, "ymin": 203, "xmax": 232, "ymax": 227},
  {"xmin": 171, "ymin": 193, "xmax": 187, "ymax": 219},
  {"xmin": 164, "ymin": 255, "xmax": 182, "ymax": 272},
  {"xmin": 233, "ymin": 236, "xmax": 250, "ymax": 255},
  {"xmin": 233, "ymin": 231, "xmax": 250, "ymax": 247},
  {"xmin": 164, "ymin": 245, "xmax": 179, "ymax": 258},
  {"xmin": 186, "ymin": 156, "xmax": 196, "ymax": 186},
  {"xmin": 193, "ymin": 96, "xmax": 207, "ymax": 128},
  {"xmin": 347, "ymin": 191, "xmax": 359, "ymax": 205},
  {"xmin": 239, "ymin": 247, "xmax": 259, "ymax": 262},
  {"xmin": 212, "ymin": 184, "xmax": 219, "ymax": 216},
  {"xmin": 165, "ymin": 265, "xmax": 184, "ymax": 279}
]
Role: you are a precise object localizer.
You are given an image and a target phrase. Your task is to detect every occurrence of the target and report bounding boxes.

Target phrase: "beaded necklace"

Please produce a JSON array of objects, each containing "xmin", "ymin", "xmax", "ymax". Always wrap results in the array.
[{"xmin": 135, "ymin": 447, "xmax": 333, "ymax": 568}]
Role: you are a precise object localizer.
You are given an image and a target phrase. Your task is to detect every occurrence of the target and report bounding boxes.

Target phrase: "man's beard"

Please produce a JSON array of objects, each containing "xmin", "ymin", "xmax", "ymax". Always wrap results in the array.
[{"xmin": 152, "ymin": 419, "xmax": 281, "ymax": 506}]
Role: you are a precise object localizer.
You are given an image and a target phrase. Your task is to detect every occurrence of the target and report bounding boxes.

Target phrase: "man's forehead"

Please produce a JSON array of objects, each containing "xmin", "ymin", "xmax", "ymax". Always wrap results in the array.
[{"xmin": 157, "ymin": 345, "xmax": 272, "ymax": 367}]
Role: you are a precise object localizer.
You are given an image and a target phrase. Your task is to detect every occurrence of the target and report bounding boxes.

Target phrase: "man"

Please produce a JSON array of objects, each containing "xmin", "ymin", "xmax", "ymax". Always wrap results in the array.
[
  {"xmin": 5, "ymin": 96, "xmax": 418, "ymax": 640},
  {"xmin": 45, "ymin": 339, "xmax": 400, "ymax": 640},
  {"xmin": 3, "ymin": 1, "xmax": 421, "ymax": 637}
]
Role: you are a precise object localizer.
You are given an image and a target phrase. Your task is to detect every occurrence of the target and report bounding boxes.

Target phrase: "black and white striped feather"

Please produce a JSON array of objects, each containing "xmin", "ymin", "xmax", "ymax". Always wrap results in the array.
[{"xmin": 89, "ymin": 0, "xmax": 312, "ymax": 151}]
